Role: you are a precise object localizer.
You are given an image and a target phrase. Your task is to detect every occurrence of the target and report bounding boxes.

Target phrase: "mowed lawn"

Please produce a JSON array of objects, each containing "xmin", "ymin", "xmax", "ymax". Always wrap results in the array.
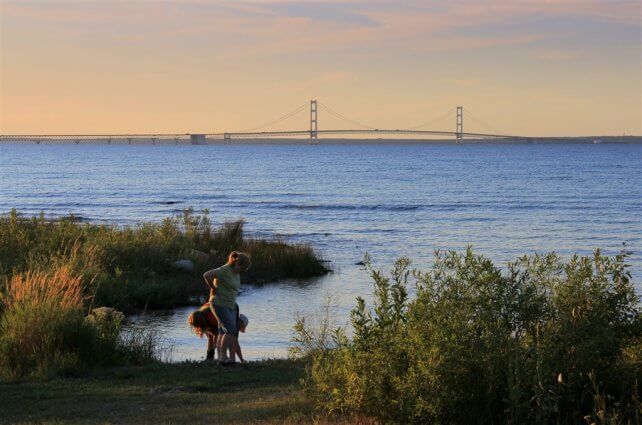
[{"xmin": 0, "ymin": 359, "xmax": 318, "ymax": 424}]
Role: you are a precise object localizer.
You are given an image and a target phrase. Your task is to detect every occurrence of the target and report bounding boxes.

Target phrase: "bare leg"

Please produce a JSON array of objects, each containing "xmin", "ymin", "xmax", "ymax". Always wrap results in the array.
[
  {"xmin": 221, "ymin": 334, "xmax": 238, "ymax": 363},
  {"xmin": 235, "ymin": 340, "xmax": 244, "ymax": 363},
  {"xmin": 217, "ymin": 333, "xmax": 227, "ymax": 362}
]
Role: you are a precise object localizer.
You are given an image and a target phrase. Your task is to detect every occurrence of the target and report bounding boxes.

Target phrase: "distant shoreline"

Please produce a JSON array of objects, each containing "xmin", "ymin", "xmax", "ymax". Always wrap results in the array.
[{"xmin": 1, "ymin": 136, "xmax": 641, "ymax": 145}]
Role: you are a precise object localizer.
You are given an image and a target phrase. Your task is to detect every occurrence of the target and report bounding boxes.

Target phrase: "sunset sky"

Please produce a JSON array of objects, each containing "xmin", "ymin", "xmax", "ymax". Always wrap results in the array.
[{"xmin": 1, "ymin": 0, "xmax": 640, "ymax": 136}]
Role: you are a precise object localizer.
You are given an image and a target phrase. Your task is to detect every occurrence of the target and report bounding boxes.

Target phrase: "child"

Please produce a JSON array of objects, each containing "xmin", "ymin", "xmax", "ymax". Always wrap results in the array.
[
  {"xmin": 187, "ymin": 303, "xmax": 249, "ymax": 364},
  {"xmin": 188, "ymin": 304, "xmax": 219, "ymax": 360}
]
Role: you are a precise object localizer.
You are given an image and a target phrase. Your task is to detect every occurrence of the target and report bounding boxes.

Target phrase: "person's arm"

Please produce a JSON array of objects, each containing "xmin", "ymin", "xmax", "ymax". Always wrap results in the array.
[
  {"xmin": 235, "ymin": 340, "xmax": 244, "ymax": 363},
  {"xmin": 203, "ymin": 268, "xmax": 219, "ymax": 291}
]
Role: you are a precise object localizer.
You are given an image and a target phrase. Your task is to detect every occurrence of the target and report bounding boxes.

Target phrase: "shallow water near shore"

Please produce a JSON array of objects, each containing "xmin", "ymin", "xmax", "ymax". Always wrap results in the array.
[{"xmin": 2, "ymin": 142, "xmax": 641, "ymax": 361}]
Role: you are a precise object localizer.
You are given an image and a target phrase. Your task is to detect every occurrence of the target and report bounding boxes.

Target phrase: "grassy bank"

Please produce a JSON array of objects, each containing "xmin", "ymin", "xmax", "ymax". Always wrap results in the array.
[
  {"xmin": 0, "ymin": 209, "xmax": 329, "ymax": 312},
  {"xmin": 3, "ymin": 238, "xmax": 640, "ymax": 423},
  {"xmin": 0, "ymin": 359, "xmax": 317, "ymax": 424}
]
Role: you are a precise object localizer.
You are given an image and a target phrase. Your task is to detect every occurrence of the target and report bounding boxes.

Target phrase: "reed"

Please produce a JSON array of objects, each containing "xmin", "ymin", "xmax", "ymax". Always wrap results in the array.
[{"xmin": 0, "ymin": 266, "xmax": 91, "ymax": 380}]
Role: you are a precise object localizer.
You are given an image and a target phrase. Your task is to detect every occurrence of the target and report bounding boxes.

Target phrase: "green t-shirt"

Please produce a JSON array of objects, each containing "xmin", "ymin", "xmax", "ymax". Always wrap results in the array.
[{"xmin": 210, "ymin": 264, "xmax": 240, "ymax": 310}]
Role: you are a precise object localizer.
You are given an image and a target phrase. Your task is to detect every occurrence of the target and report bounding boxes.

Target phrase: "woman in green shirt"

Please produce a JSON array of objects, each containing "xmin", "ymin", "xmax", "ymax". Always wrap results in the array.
[{"xmin": 203, "ymin": 251, "xmax": 251, "ymax": 365}]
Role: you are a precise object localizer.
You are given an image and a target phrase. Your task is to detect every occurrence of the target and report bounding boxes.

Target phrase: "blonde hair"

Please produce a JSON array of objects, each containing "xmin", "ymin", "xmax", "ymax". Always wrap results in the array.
[{"xmin": 228, "ymin": 251, "xmax": 251, "ymax": 271}]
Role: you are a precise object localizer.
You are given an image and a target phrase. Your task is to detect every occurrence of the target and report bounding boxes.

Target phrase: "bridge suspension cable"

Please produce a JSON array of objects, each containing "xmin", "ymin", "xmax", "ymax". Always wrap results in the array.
[
  {"xmin": 462, "ymin": 108, "xmax": 506, "ymax": 135},
  {"xmin": 405, "ymin": 108, "xmax": 457, "ymax": 130},
  {"xmin": 317, "ymin": 101, "xmax": 376, "ymax": 130},
  {"xmin": 238, "ymin": 102, "xmax": 308, "ymax": 132}
]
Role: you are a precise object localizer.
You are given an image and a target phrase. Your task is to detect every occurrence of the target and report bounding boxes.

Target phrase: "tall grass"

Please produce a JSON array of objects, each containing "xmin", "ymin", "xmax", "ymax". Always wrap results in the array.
[
  {"xmin": 0, "ymin": 209, "xmax": 329, "ymax": 312},
  {"xmin": 0, "ymin": 267, "xmax": 167, "ymax": 381},
  {"xmin": 0, "ymin": 267, "xmax": 97, "ymax": 380},
  {"xmin": 293, "ymin": 249, "xmax": 642, "ymax": 424}
]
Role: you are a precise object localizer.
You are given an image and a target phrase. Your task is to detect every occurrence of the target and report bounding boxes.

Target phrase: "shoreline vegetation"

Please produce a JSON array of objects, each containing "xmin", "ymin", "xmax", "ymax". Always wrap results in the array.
[
  {"xmin": 0, "ymin": 209, "xmax": 328, "ymax": 381},
  {"xmin": 290, "ymin": 250, "xmax": 641, "ymax": 424},
  {"xmin": 1, "ymin": 211, "xmax": 640, "ymax": 422},
  {"xmin": 0, "ymin": 209, "xmax": 330, "ymax": 313}
]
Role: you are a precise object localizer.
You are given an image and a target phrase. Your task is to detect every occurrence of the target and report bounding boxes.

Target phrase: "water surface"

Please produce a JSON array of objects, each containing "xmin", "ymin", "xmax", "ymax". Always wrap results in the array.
[{"xmin": 2, "ymin": 142, "xmax": 640, "ymax": 360}]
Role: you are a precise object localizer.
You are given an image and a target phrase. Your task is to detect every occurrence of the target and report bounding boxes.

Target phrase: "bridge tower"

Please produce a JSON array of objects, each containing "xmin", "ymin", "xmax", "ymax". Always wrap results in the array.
[
  {"xmin": 456, "ymin": 106, "xmax": 463, "ymax": 144},
  {"xmin": 310, "ymin": 99, "xmax": 318, "ymax": 144}
]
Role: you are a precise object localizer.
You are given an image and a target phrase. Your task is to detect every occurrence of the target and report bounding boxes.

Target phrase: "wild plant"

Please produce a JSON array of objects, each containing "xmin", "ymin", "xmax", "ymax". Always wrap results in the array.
[{"xmin": 296, "ymin": 249, "xmax": 641, "ymax": 424}]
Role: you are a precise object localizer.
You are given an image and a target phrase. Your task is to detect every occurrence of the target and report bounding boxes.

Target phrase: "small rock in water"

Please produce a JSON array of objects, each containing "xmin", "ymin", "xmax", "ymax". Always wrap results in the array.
[{"xmin": 174, "ymin": 259, "xmax": 195, "ymax": 274}]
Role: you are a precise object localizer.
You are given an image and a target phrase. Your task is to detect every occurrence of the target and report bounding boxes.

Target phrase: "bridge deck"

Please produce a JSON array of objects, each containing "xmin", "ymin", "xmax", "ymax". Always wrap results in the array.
[{"xmin": 0, "ymin": 129, "xmax": 517, "ymax": 142}]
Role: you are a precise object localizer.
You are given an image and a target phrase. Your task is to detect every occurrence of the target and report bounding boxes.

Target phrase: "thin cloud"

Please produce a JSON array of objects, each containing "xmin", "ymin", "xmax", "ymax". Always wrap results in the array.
[
  {"xmin": 531, "ymin": 48, "xmax": 580, "ymax": 61},
  {"xmin": 442, "ymin": 78, "xmax": 481, "ymax": 87}
]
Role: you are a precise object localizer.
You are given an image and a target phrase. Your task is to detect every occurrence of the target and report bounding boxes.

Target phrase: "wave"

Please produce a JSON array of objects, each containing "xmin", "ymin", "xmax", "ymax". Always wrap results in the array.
[
  {"xmin": 216, "ymin": 200, "xmax": 490, "ymax": 212},
  {"xmin": 277, "ymin": 203, "xmax": 422, "ymax": 211}
]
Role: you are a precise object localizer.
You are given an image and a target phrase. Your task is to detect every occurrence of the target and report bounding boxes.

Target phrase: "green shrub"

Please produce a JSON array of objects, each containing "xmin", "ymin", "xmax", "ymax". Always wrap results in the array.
[
  {"xmin": 293, "ymin": 249, "xmax": 641, "ymax": 424},
  {"xmin": 86, "ymin": 307, "xmax": 125, "ymax": 342}
]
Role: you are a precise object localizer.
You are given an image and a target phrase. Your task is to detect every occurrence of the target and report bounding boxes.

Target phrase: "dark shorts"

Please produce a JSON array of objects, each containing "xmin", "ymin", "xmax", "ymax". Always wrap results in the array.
[{"xmin": 210, "ymin": 303, "xmax": 238, "ymax": 335}]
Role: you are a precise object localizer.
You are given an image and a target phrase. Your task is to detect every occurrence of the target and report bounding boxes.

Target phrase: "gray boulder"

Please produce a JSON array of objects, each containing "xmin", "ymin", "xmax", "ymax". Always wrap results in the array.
[{"xmin": 174, "ymin": 259, "xmax": 195, "ymax": 274}]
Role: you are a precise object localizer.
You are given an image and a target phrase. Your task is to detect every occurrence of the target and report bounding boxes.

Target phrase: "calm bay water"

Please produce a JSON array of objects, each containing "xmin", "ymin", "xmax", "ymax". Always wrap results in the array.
[{"xmin": 1, "ymin": 142, "xmax": 641, "ymax": 361}]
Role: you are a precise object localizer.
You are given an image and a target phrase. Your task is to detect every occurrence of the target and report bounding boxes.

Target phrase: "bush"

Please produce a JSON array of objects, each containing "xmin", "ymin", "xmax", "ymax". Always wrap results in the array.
[
  {"xmin": 86, "ymin": 307, "xmax": 125, "ymax": 343},
  {"xmin": 293, "ymin": 249, "xmax": 641, "ymax": 424}
]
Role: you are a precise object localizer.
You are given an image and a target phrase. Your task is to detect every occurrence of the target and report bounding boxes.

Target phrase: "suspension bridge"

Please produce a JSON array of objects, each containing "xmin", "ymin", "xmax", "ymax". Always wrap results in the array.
[{"xmin": 0, "ymin": 100, "xmax": 520, "ymax": 145}]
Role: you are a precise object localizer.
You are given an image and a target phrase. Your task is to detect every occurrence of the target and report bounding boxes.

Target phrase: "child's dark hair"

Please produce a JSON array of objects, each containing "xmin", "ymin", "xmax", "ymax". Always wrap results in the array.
[{"xmin": 188, "ymin": 310, "xmax": 209, "ymax": 338}]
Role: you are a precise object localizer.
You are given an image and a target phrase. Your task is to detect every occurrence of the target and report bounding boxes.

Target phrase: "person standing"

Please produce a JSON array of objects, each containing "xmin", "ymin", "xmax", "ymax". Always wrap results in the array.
[{"xmin": 203, "ymin": 251, "xmax": 251, "ymax": 365}]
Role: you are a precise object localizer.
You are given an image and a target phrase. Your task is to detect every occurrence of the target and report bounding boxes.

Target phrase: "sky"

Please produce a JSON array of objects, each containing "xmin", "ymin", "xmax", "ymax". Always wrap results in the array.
[{"xmin": 1, "ymin": 0, "xmax": 640, "ymax": 136}]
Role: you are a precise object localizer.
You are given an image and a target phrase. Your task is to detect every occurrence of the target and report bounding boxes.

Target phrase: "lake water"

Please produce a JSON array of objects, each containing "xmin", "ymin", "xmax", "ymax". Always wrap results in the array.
[{"xmin": 1, "ymin": 142, "xmax": 641, "ymax": 361}]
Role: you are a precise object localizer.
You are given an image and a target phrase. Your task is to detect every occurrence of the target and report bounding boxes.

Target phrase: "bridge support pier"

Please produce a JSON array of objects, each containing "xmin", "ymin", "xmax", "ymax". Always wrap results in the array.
[
  {"xmin": 310, "ymin": 99, "xmax": 318, "ymax": 144},
  {"xmin": 456, "ymin": 106, "xmax": 463, "ymax": 144},
  {"xmin": 224, "ymin": 133, "xmax": 231, "ymax": 144},
  {"xmin": 190, "ymin": 134, "xmax": 206, "ymax": 145}
]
